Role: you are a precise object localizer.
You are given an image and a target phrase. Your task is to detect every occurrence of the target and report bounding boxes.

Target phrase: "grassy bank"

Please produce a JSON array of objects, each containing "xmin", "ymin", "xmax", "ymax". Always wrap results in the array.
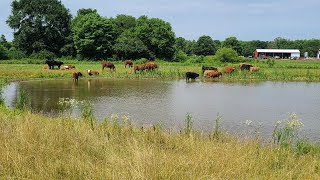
[
  {"xmin": 0, "ymin": 106, "xmax": 319, "ymax": 179},
  {"xmin": 0, "ymin": 58, "xmax": 320, "ymax": 81}
]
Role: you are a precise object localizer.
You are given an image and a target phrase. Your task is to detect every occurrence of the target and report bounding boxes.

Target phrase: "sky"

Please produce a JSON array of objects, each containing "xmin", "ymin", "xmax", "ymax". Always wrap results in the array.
[{"xmin": 0, "ymin": 0, "xmax": 319, "ymax": 41}]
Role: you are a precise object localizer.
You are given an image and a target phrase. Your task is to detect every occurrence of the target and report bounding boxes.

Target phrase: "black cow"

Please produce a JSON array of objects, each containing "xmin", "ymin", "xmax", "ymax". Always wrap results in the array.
[
  {"xmin": 186, "ymin": 72, "xmax": 199, "ymax": 82},
  {"xmin": 202, "ymin": 65, "xmax": 218, "ymax": 74},
  {"xmin": 240, "ymin": 64, "xmax": 253, "ymax": 71},
  {"xmin": 45, "ymin": 60, "xmax": 64, "ymax": 70}
]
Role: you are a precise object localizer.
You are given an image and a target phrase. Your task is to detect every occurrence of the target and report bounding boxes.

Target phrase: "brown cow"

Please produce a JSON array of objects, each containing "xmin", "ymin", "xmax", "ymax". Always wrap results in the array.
[
  {"xmin": 224, "ymin": 66, "xmax": 235, "ymax": 73},
  {"xmin": 250, "ymin": 66, "xmax": 260, "ymax": 72},
  {"xmin": 43, "ymin": 65, "xmax": 49, "ymax": 69},
  {"xmin": 72, "ymin": 72, "xmax": 83, "ymax": 82},
  {"xmin": 145, "ymin": 62, "xmax": 158, "ymax": 71},
  {"xmin": 87, "ymin": 69, "xmax": 99, "ymax": 76},
  {"xmin": 134, "ymin": 64, "xmax": 146, "ymax": 73},
  {"xmin": 102, "ymin": 62, "xmax": 116, "ymax": 72},
  {"xmin": 61, "ymin": 65, "xmax": 76, "ymax": 70},
  {"xmin": 204, "ymin": 70, "xmax": 222, "ymax": 78},
  {"xmin": 124, "ymin": 59, "xmax": 133, "ymax": 68}
]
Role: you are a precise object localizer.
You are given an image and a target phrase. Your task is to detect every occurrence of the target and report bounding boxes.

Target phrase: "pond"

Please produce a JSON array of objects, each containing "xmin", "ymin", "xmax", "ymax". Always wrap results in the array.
[{"xmin": 2, "ymin": 78, "xmax": 320, "ymax": 141}]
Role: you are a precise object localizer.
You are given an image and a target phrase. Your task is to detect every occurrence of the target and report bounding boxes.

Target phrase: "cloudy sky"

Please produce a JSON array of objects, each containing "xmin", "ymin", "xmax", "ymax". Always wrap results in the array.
[{"xmin": 0, "ymin": 0, "xmax": 319, "ymax": 41}]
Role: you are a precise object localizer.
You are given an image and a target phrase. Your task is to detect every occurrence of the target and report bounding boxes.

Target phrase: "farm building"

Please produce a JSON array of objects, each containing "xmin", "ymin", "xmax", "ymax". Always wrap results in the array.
[{"xmin": 254, "ymin": 49, "xmax": 300, "ymax": 59}]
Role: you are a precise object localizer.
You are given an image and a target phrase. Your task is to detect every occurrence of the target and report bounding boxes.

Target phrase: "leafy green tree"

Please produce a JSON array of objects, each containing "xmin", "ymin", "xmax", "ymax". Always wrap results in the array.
[
  {"xmin": 185, "ymin": 40, "xmax": 196, "ymax": 55},
  {"xmin": 113, "ymin": 14, "xmax": 136, "ymax": 35},
  {"xmin": 175, "ymin": 37, "xmax": 187, "ymax": 52},
  {"xmin": 241, "ymin": 40, "xmax": 268, "ymax": 57},
  {"xmin": 113, "ymin": 29, "xmax": 149, "ymax": 59},
  {"xmin": 72, "ymin": 12, "xmax": 116, "ymax": 59},
  {"xmin": 214, "ymin": 47, "xmax": 239, "ymax": 63},
  {"xmin": 0, "ymin": 45, "xmax": 9, "ymax": 60},
  {"xmin": 0, "ymin": 35, "xmax": 11, "ymax": 49},
  {"xmin": 7, "ymin": 0, "xmax": 72, "ymax": 56},
  {"xmin": 135, "ymin": 16, "xmax": 175, "ymax": 60},
  {"xmin": 223, "ymin": 36, "xmax": 242, "ymax": 55},
  {"xmin": 193, "ymin": 35, "xmax": 215, "ymax": 56}
]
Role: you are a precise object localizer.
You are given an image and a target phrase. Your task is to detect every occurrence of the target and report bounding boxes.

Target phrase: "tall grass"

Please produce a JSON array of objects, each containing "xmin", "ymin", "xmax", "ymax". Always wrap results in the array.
[{"xmin": 0, "ymin": 107, "xmax": 320, "ymax": 179}]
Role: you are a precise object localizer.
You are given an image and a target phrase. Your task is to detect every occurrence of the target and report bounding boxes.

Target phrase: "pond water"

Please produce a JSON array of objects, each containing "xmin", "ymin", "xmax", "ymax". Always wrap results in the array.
[{"xmin": 2, "ymin": 78, "xmax": 320, "ymax": 141}]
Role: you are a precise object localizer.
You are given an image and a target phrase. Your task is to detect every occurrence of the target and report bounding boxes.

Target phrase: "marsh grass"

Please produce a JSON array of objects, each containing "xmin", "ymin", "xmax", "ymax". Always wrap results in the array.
[{"xmin": 15, "ymin": 88, "xmax": 28, "ymax": 110}]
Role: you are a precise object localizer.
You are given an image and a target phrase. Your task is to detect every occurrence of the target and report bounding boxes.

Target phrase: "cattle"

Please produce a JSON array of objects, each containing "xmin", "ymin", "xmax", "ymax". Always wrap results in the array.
[
  {"xmin": 61, "ymin": 65, "xmax": 75, "ymax": 70},
  {"xmin": 72, "ymin": 72, "xmax": 83, "ymax": 82},
  {"xmin": 186, "ymin": 72, "xmax": 199, "ymax": 82},
  {"xmin": 134, "ymin": 64, "xmax": 146, "ymax": 73},
  {"xmin": 87, "ymin": 69, "xmax": 99, "ymax": 76},
  {"xmin": 224, "ymin": 66, "xmax": 235, "ymax": 74},
  {"xmin": 102, "ymin": 62, "xmax": 116, "ymax": 72},
  {"xmin": 250, "ymin": 66, "xmax": 260, "ymax": 72},
  {"xmin": 124, "ymin": 59, "xmax": 133, "ymax": 68},
  {"xmin": 43, "ymin": 65, "xmax": 49, "ymax": 69},
  {"xmin": 202, "ymin": 65, "xmax": 218, "ymax": 74},
  {"xmin": 144, "ymin": 62, "xmax": 158, "ymax": 71},
  {"xmin": 45, "ymin": 60, "xmax": 64, "ymax": 70},
  {"xmin": 204, "ymin": 70, "xmax": 222, "ymax": 78},
  {"xmin": 239, "ymin": 63, "xmax": 253, "ymax": 71}
]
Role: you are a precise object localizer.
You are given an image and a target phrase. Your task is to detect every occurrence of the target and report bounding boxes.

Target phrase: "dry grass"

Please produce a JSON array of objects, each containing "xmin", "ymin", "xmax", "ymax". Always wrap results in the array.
[{"xmin": 0, "ymin": 106, "xmax": 319, "ymax": 179}]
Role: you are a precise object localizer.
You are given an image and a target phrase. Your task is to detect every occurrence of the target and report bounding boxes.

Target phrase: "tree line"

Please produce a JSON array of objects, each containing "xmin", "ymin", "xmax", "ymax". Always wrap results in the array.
[{"xmin": 0, "ymin": 0, "xmax": 320, "ymax": 61}]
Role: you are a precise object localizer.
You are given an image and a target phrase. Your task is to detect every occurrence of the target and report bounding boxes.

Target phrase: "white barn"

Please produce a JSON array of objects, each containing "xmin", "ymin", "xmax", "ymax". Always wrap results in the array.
[{"xmin": 254, "ymin": 49, "xmax": 300, "ymax": 59}]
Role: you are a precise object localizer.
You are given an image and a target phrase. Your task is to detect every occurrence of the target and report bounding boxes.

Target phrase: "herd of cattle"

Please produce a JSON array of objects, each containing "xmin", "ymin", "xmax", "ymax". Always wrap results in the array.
[{"xmin": 43, "ymin": 60, "xmax": 260, "ymax": 82}]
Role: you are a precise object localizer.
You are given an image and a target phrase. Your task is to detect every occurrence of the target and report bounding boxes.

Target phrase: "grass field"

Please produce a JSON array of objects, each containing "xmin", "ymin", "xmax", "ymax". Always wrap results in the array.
[
  {"xmin": 0, "ymin": 106, "xmax": 320, "ymax": 179},
  {"xmin": 0, "ymin": 58, "xmax": 320, "ymax": 81}
]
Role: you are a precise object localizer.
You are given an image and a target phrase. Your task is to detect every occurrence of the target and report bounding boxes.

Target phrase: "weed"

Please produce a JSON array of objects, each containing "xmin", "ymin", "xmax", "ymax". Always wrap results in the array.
[{"xmin": 184, "ymin": 112, "xmax": 193, "ymax": 136}]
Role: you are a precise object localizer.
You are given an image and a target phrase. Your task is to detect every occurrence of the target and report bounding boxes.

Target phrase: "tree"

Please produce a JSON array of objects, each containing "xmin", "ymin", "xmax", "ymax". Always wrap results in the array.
[
  {"xmin": 193, "ymin": 35, "xmax": 215, "ymax": 56},
  {"xmin": 72, "ymin": 12, "xmax": 116, "ymax": 59},
  {"xmin": 223, "ymin": 36, "xmax": 242, "ymax": 55},
  {"xmin": 7, "ymin": 0, "xmax": 72, "ymax": 56},
  {"xmin": 241, "ymin": 40, "xmax": 268, "ymax": 57},
  {"xmin": 214, "ymin": 47, "xmax": 239, "ymax": 63},
  {"xmin": 113, "ymin": 14, "xmax": 136, "ymax": 35},
  {"xmin": 0, "ymin": 45, "xmax": 8, "ymax": 60},
  {"xmin": 0, "ymin": 35, "xmax": 11, "ymax": 50},
  {"xmin": 175, "ymin": 37, "xmax": 187, "ymax": 52},
  {"xmin": 113, "ymin": 29, "xmax": 150, "ymax": 59},
  {"xmin": 135, "ymin": 16, "xmax": 176, "ymax": 60}
]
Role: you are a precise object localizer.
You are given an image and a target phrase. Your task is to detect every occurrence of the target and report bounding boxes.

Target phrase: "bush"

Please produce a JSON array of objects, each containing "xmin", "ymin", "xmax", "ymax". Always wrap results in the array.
[
  {"xmin": 0, "ymin": 45, "xmax": 8, "ymax": 60},
  {"xmin": 7, "ymin": 47, "xmax": 26, "ymax": 59},
  {"xmin": 214, "ymin": 48, "xmax": 239, "ymax": 63},
  {"xmin": 185, "ymin": 55, "xmax": 204, "ymax": 64},
  {"xmin": 135, "ymin": 58, "xmax": 148, "ymax": 64},
  {"xmin": 173, "ymin": 50, "xmax": 188, "ymax": 62},
  {"xmin": 30, "ymin": 50, "xmax": 55, "ymax": 60}
]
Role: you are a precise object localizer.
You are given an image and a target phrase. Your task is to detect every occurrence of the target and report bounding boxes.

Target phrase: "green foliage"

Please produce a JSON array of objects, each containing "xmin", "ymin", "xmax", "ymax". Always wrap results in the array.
[
  {"xmin": 6, "ymin": 0, "xmax": 72, "ymax": 56},
  {"xmin": 266, "ymin": 58, "xmax": 275, "ymax": 67},
  {"xmin": 0, "ymin": 45, "xmax": 8, "ymax": 60},
  {"xmin": 185, "ymin": 55, "xmax": 204, "ymax": 64},
  {"xmin": 7, "ymin": 47, "xmax": 27, "ymax": 59},
  {"xmin": 16, "ymin": 89, "xmax": 28, "ymax": 110},
  {"xmin": 184, "ymin": 113, "xmax": 193, "ymax": 136},
  {"xmin": 29, "ymin": 50, "xmax": 55, "ymax": 60},
  {"xmin": 214, "ymin": 48, "xmax": 239, "ymax": 63},
  {"xmin": 135, "ymin": 58, "xmax": 148, "ymax": 64},
  {"xmin": 135, "ymin": 16, "xmax": 176, "ymax": 60},
  {"xmin": 222, "ymin": 36, "xmax": 242, "ymax": 55},
  {"xmin": 272, "ymin": 113, "xmax": 303, "ymax": 148},
  {"xmin": 173, "ymin": 50, "xmax": 188, "ymax": 62},
  {"xmin": 72, "ymin": 12, "xmax": 116, "ymax": 60},
  {"xmin": 113, "ymin": 29, "xmax": 150, "ymax": 60},
  {"xmin": 113, "ymin": 14, "xmax": 136, "ymax": 35},
  {"xmin": 193, "ymin": 35, "xmax": 216, "ymax": 56}
]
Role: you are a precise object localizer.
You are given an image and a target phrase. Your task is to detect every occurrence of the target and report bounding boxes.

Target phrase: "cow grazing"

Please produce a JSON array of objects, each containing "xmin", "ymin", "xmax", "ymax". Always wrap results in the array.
[
  {"xmin": 250, "ymin": 66, "xmax": 260, "ymax": 72},
  {"xmin": 43, "ymin": 65, "xmax": 49, "ymax": 69},
  {"xmin": 186, "ymin": 72, "xmax": 199, "ymax": 81},
  {"xmin": 87, "ymin": 69, "xmax": 99, "ymax": 76},
  {"xmin": 102, "ymin": 62, "xmax": 116, "ymax": 72},
  {"xmin": 61, "ymin": 65, "xmax": 75, "ymax": 70},
  {"xmin": 204, "ymin": 70, "xmax": 222, "ymax": 78},
  {"xmin": 202, "ymin": 65, "xmax": 218, "ymax": 74},
  {"xmin": 45, "ymin": 60, "xmax": 64, "ymax": 70},
  {"xmin": 124, "ymin": 59, "xmax": 133, "ymax": 68},
  {"xmin": 239, "ymin": 63, "xmax": 253, "ymax": 71},
  {"xmin": 72, "ymin": 72, "xmax": 83, "ymax": 82},
  {"xmin": 224, "ymin": 66, "xmax": 235, "ymax": 73},
  {"xmin": 134, "ymin": 64, "xmax": 146, "ymax": 73},
  {"xmin": 144, "ymin": 62, "xmax": 158, "ymax": 71}
]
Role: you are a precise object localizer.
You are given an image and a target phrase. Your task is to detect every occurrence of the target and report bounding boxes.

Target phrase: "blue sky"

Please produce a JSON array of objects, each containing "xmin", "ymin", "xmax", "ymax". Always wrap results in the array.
[{"xmin": 0, "ymin": 0, "xmax": 319, "ymax": 41}]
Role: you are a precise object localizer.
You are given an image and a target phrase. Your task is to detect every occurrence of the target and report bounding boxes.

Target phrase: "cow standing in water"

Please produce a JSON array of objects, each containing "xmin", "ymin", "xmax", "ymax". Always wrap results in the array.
[
  {"xmin": 124, "ymin": 60, "xmax": 133, "ymax": 68},
  {"xmin": 72, "ymin": 72, "xmax": 83, "ymax": 82},
  {"xmin": 186, "ymin": 72, "xmax": 199, "ymax": 82},
  {"xmin": 102, "ymin": 62, "xmax": 116, "ymax": 72}
]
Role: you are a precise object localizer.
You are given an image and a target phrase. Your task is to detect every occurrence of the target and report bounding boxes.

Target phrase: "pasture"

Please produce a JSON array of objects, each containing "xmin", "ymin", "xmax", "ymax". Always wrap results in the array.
[{"xmin": 0, "ymin": 58, "xmax": 320, "ymax": 81}]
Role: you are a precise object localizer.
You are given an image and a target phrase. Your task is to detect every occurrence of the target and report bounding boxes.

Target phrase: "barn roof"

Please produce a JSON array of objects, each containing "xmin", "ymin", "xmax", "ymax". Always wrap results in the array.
[{"xmin": 256, "ymin": 49, "xmax": 300, "ymax": 53}]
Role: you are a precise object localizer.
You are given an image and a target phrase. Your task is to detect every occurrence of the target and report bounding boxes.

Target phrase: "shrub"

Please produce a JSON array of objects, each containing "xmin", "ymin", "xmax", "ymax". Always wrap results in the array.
[
  {"xmin": 173, "ymin": 50, "xmax": 188, "ymax": 62},
  {"xmin": 135, "ymin": 58, "xmax": 148, "ymax": 64},
  {"xmin": 0, "ymin": 44, "xmax": 8, "ymax": 60},
  {"xmin": 7, "ymin": 47, "xmax": 26, "ymax": 59},
  {"xmin": 214, "ymin": 47, "xmax": 239, "ymax": 63},
  {"xmin": 30, "ymin": 50, "xmax": 55, "ymax": 60}
]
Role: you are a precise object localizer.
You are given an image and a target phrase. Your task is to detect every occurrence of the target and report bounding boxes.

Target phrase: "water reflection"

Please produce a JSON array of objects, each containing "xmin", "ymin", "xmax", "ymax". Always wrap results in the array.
[{"xmin": 3, "ymin": 79, "xmax": 320, "ymax": 140}]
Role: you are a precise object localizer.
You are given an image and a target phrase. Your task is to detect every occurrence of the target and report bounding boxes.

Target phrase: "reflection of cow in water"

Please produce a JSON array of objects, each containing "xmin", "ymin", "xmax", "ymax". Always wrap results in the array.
[
  {"xmin": 45, "ymin": 60, "xmax": 64, "ymax": 70},
  {"xmin": 72, "ymin": 72, "xmax": 82, "ymax": 82},
  {"xmin": 186, "ymin": 72, "xmax": 199, "ymax": 82},
  {"xmin": 124, "ymin": 60, "xmax": 133, "ymax": 68},
  {"xmin": 102, "ymin": 62, "xmax": 116, "ymax": 72}
]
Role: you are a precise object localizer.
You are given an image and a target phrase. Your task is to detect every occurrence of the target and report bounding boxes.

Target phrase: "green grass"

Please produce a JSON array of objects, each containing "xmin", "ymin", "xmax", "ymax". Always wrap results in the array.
[
  {"xmin": 0, "ymin": 106, "xmax": 320, "ymax": 179},
  {"xmin": 1, "ymin": 58, "xmax": 320, "ymax": 81}
]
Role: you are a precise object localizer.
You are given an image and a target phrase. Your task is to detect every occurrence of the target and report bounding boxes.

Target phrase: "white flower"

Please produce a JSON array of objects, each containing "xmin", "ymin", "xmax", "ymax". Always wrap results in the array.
[{"xmin": 245, "ymin": 120, "xmax": 253, "ymax": 126}]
